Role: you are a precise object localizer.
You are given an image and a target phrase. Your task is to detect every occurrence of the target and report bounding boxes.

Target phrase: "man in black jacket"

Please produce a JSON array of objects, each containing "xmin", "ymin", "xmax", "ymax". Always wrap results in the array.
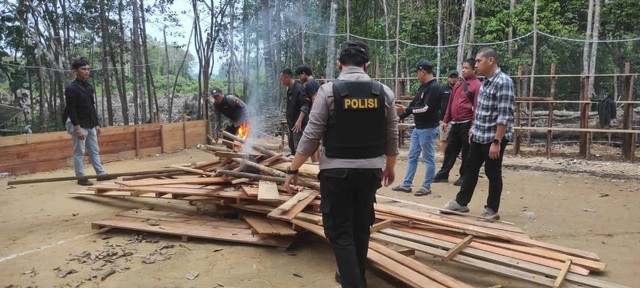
[
  {"xmin": 209, "ymin": 87, "xmax": 248, "ymax": 142},
  {"xmin": 392, "ymin": 59, "xmax": 443, "ymax": 196},
  {"xmin": 62, "ymin": 58, "xmax": 106, "ymax": 186},
  {"xmin": 280, "ymin": 68, "xmax": 310, "ymax": 155}
]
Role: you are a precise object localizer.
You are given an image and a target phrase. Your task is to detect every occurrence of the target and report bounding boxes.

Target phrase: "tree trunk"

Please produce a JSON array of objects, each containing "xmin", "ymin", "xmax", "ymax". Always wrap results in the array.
[
  {"xmin": 169, "ymin": 22, "xmax": 195, "ymax": 123},
  {"xmin": 130, "ymin": 28, "xmax": 140, "ymax": 124},
  {"xmin": 456, "ymin": 0, "xmax": 471, "ymax": 70},
  {"xmin": 228, "ymin": 1, "xmax": 235, "ymax": 94},
  {"xmin": 437, "ymin": 0, "xmax": 443, "ymax": 80},
  {"xmin": 99, "ymin": 0, "xmax": 114, "ymax": 126},
  {"xmin": 325, "ymin": 0, "xmax": 337, "ymax": 80},
  {"xmin": 132, "ymin": 0, "xmax": 146, "ymax": 123},
  {"xmin": 382, "ymin": 0, "xmax": 391, "ymax": 78},
  {"xmin": 582, "ymin": 0, "xmax": 594, "ymax": 98},
  {"xmin": 529, "ymin": 0, "xmax": 538, "ymax": 98},
  {"xmin": 163, "ymin": 27, "xmax": 171, "ymax": 122},
  {"xmin": 139, "ymin": 0, "xmax": 158, "ymax": 122},
  {"xmin": 508, "ymin": 0, "xmax": 515, "ymax": 57},
  {"xmin": 466, "ymin": 0, "xmax": 476, "ymax": 59},
  {"xmin": 117, "ymin": 0, "xmax": 130, "ymax": 125},
  {"xmin": 261, "ymin": 0, "xmax": 278, "ymax": 104},
  {"xmin": 588, "ymin": 0, "xmax": 602, "ymax": 98}
]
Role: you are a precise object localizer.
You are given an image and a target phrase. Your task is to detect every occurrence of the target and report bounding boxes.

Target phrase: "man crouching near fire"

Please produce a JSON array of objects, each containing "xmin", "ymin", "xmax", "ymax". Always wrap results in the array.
[{"xmin": 209, "ymin": 87, "xmax": 249, "ymax": 142}]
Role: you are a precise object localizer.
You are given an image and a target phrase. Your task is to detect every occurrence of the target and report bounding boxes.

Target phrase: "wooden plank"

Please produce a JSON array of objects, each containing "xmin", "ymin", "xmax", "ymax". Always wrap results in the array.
[
  {"xmin": 274, "ymin": 190, "xmax": 312, "ymax": 212},
  {"xmin": 258, "ymin": 153, "xmax": 284, "ymax": 166},
  {"xmin": 443, "ymin": 235, "xmax": 473, "ymax": 261},
  {"xmin": 92, "ymin": 210, "xmax": 293, "ymax": 248},
  {"xmin": 240, "ymin": 212, "xmax": 297, "ymax": 236},
  {"xmin": 258, "ymin": 180, "xmax": 280, "ymax": 202},
  {"xmin": 168, "ymin": 165, "xmax": 217, "ymax": 177},
  {"xmin": 267, "ymin": 191, "xmax": 319, "ymax": 221},
  {"xmin": 407, "ymin": 228, "xmax": 591, "ymax": 276},
  {"xmin": 369, "ymin": 242, "xmax": 473, "ymax": 288},
  {"xmin": 236, "ymin": 204, "xmax": 323, "ymax": 225},
  {"xmin": 214, "ymin": 151, "xmax": 250, "ymax": 159},
  {"xmin": 270, "ymin": 162, "xmax": 320, "ymax": 178},
  {"xmin": 116, "ymin": 177, "xmax": 229, "ymax": 187},
  {"xmin": 368, "ymin": 249, "xmax": 447, "ymax": 288},
  {"xmin": 241, "ymin": 185, "xmax": 259, "ymax": 197},
  {"xmin": 554, "ymin": 260, "xmax": 572, "ymax": 288},
  {"xmin": 383, "ymin": 229, "xmax": 621, "ymax": 287},
  {"xmin": 371, "ymin": 232, "xmax": 558, "ymax": 287},
  {"xmin": 370, "ymin": 219, "xmax": 393, "ymax": 234},
  {"xmin": 375, "ymin": 204, "xmax": 600, "ymax": 261}
]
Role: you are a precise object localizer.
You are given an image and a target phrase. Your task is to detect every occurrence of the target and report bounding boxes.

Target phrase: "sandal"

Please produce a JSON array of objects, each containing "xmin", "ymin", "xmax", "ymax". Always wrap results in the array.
[
  {"xmin": 414, "ymin": 186, "xmax": 432, "ymax": 196},
  {"xmin": 391, "ymin": 185, "xmax": 412, "ymax": 193}
]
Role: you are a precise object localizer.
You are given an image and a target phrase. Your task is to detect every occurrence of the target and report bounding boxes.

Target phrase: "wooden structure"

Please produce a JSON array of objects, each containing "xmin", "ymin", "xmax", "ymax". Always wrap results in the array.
[
  {"xmin": 512, "ymin": 63, "xmax": 638, "ymax": 161},
  {"xmin": 0, "ymin": 120, "xmax": 207, "ymax": 175}
]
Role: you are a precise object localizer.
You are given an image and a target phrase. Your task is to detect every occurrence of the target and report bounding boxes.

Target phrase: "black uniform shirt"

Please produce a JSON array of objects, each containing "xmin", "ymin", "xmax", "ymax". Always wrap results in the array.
[
  {"xmin": 285, "ymin": 81, "xmax": 311, "ymax": 126},
  {"xmin": 399, "ymin": 78, "xmax": 443, "ymax": 129}
]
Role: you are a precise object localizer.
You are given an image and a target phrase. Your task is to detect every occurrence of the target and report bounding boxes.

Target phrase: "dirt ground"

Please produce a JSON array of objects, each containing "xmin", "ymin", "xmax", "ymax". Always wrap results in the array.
[{"xmin": 1, "ymin": 146, "xmax": 639, "ymax": 288}]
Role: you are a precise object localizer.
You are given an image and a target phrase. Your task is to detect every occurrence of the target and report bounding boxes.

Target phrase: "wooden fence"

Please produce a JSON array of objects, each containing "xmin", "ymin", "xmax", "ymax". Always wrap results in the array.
[{"xmin": 0, "ymin": 120, "xmax": 208, "ymax": 175}]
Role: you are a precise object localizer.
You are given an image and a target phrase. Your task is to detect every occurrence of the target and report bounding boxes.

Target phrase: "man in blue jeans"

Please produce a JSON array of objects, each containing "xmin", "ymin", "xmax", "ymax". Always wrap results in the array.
[
  {"xmin": 393, "ymin": 59, "xmax": 443, "ymax": 196},
  {"xmin": 62, "ymin": 58, "xmax": 106, "ymax": 186}
]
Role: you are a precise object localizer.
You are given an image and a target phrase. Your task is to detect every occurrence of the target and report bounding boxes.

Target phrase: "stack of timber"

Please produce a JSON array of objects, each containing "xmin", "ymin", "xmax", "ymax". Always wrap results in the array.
[{"xmin": 73, "ymin": 131, "xmax": 626, "ymax": 288}]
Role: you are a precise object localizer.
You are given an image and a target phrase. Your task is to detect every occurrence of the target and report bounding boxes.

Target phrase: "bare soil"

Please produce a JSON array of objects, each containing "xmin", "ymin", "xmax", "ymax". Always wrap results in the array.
[{"xmin": 1, "ymin": 146, "xmax": 638, "ymax": 288}]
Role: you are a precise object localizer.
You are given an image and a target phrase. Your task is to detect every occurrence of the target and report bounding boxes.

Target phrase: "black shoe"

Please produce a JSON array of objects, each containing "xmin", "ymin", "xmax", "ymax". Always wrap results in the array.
[
  {"xmin": 453, "ymin": 177, "xmax": 464, "ymax": 186},
  {"xmin": 334, "ymin": 271, "xmax": 341, "ymax": 284},
  {"xmin": 77, "ymin": 179, "xmax": 94, "ymax": 186},
  {"xmin": 432, "ymin": 177, "xmax": 448, "ymax": 183}
]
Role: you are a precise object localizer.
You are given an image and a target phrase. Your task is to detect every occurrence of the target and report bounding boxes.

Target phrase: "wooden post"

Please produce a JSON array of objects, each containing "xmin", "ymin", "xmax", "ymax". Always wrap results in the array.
[
  {"xmin": 182, "ymin": 114, "xmax": 187, "ymax": 149},
  {"xmin": 579, "ymin": 76, "xmax": 590, "ymax": 158},
  {"xmin": 514, "ymin": 65, "xmax": 523, "ymax": 155},
  {"xmin": 134, "ymin": 126, "xmax": 140, "ymax": 157},
  {"xmin": 159, "ymin": 123, "xmax": 164, "ymax": 154},
  {"xmin": 622, "ymin": 63, "xmax": 635, "ymax": 161},
  {"xmin": 547, "ymin": 63, "xmax": 556, "ymax": 158}
]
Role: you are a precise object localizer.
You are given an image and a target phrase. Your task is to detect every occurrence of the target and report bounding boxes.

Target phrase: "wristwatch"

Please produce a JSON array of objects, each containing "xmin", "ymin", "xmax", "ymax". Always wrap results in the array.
[
  {"xmin": 286, "ymin": 167, "xmax": 299, "ymax": 175},
  {"xmin": 492, "ymin": 138, "xmax": 501, "ymax": 145}
]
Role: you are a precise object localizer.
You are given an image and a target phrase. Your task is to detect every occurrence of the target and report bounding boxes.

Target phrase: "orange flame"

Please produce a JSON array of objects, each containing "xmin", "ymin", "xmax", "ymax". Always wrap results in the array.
[{"xmin": 237, "ymin": 123, "xmax": 250, "ymax": 140}]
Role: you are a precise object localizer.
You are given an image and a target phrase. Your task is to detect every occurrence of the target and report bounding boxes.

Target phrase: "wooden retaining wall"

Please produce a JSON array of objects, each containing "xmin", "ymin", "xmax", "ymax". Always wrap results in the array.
[{"xmin": 0, "ymin": 120, "xmax": 208, "ymax": 175}]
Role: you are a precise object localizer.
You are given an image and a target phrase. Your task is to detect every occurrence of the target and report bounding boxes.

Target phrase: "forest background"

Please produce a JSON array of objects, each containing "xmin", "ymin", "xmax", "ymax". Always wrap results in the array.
[{"xmin": 0, "ymin": 0, "xmax": 638, "ymax": 134}]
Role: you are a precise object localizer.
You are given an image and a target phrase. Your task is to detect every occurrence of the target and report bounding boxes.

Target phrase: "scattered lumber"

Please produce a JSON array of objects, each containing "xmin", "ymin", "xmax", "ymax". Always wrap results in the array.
[
  {"xmin": 75, "ymin": 140, "xmax": 626, "ymax": 288},
  {"xmin": 7, "ymin": 169, "xmax": 179, "ymax": 185}
]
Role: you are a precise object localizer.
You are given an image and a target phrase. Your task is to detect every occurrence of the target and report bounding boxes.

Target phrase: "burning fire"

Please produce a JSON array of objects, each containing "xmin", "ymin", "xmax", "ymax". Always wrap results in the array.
[{"xmin": 237, "ymin": 123, "xmax": 250, "ymax": 140}]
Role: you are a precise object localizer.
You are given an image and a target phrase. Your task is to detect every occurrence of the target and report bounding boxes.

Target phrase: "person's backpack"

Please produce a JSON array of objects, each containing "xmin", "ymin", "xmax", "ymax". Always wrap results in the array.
[{"xmin": 462, "ymin": 81, "xmax": 475, "ymax": 111}]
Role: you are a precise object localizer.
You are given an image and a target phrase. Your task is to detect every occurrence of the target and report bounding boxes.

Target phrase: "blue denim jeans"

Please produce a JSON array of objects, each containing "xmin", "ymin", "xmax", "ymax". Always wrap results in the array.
[
  {"xmin": 66, "ymin": 119, "xmax": 106, "ymax": 177},
  {"xmin": 402, "ymin": 126, "xmax": 439, "ymax": 189}
]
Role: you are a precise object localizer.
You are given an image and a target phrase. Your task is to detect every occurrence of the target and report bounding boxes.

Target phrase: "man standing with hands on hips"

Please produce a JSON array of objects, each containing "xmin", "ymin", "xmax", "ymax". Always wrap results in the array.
[
  {"xmin": 284, "ymin": 40, "xmax": 398, "ymax": 287},
  {"xmin": 443, "ymin": 47, "xmax": 515, "ymax": 221}
]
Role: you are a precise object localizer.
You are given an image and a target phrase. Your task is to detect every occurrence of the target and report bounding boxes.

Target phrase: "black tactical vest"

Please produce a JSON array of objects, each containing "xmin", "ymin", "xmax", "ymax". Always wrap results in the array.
[
  {"xmin": 213, "ymin": 95, "xmax": 243, "ymax": 122},
  {"xmin": 323, "ymin": 80, "xmax": 387, "ymax": 159}
]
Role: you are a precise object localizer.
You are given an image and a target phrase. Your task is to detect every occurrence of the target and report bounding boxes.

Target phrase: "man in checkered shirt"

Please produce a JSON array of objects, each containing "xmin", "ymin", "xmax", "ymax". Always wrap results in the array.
[{"xmin": 443, "ymin": 47, "xmax": 515, "ymax": 221}]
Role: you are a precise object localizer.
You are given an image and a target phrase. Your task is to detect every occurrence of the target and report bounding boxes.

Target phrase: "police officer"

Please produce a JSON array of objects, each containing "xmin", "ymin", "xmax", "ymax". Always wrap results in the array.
[
  {"xmin": 284, "ymin": 40, "xmax": 398, "ymax": 288},
  {"xmin": 209, "ymin": 87, "xmax": 248, "ymax": 142}
]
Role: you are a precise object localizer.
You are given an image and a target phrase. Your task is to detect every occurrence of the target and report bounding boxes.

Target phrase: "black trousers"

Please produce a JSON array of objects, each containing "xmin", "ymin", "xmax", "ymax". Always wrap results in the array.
[
  {"xmin": 455, "ymin": 140, "xmax": 508, "ymax": 212},
  {"xmin": 435, "ymin": 122, "xmax": 471, "ymax": 179},
  {"xmin": 319, "ymin": 168, "xmax": 382, "ymax": 288}
]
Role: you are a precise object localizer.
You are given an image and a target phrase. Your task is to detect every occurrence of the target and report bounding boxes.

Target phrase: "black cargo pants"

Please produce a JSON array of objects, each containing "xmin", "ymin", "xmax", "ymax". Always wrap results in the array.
[{"xmin": 319, "ymin": 168, "xmax": 382, "ymax": 288}]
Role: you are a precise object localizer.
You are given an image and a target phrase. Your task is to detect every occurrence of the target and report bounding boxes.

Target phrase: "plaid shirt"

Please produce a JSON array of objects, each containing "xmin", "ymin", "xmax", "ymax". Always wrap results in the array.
[{"xmin": 471, "ymin": 68, "xmax": 515, "ymax": 144}]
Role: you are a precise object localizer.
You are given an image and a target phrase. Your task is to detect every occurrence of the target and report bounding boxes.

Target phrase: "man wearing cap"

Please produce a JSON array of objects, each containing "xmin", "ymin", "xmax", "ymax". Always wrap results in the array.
[
  {"xmin": 443, "ymin": 47, "xmax": 515, "ymax": 221},
  {"xmin": 284, "ymin": 40, "xmax": 398, "ymax": 287},
  {"xmin": 392, "ymin": 59, "xmax": 444, "ymax": 197},
  {"xmin": 434, "ymin": 58, "xmax": 481, "ymax": 186},
  {"xmin": 209, "ymin": 87, "xmax": 248, "ymax": 142},
  {"xmin": 62, "ymin": 57, "xmax": 107, "ymax": 186},
  {"xmin": 439, "ymin": 70, "xmax": 459, "ymax": 154},
  {"xmin": 280, "ymin": 68, "xmax": 310, "ymax": 155}
]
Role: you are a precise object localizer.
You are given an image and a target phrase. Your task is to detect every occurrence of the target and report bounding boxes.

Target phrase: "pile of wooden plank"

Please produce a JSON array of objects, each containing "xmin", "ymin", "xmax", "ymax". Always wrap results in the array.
[{"xmin": 74, "ymin": 131, "xmax": 627, "ymax": 288}]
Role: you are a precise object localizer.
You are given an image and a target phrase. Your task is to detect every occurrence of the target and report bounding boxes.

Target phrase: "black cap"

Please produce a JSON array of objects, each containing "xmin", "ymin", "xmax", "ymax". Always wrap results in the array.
[
  {"xmin": 410, "ymin": 59, "xmax": 433, "ymax": 73},
  {"xmin": 339, "ymin": 40, "xmax": 370, "ymax": 60},
  {"xmin": 447, "ymin": 70, "xmax": 459, "ymax": 77},
  {"xmin": 210, "ymin": 87, "xmax": 223, "ymax": 95}
]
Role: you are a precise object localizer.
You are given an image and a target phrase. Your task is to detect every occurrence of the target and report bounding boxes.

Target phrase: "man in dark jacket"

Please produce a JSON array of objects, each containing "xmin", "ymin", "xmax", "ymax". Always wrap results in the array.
[
  {"xmin": 209, "ymin": 87, "xmax": 248, "ymax": 142},
  {"xmin": 62, "ymin": 57, "xmax": 106, "ymax": 186},
  {"xmin": 392, "ymin": 59, "xmax": 443, "ymax": 197},
  {"xmin": 280, "ymin": 68, "xmax": 310, "ymax": 155}
]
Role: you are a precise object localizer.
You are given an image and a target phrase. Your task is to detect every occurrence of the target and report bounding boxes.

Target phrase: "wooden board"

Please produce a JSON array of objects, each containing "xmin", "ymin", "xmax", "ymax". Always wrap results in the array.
[
  {"xmin": 257, "ymin": 180, "xmax": 280, "ymax": 202},
  {"xmin": 268, "ymin": 191, "xmax": 319, "ymax": 221},
  {"xmin": 241, "ymin": 185, "xmax": 259, "ymax": 197},
  {"xmin": 92, "ymin": 209, "xmax": 294, "ymax": 248},
  {"xmin": 115, "ymin": 177, "xmax": 229, "ymax": 187},
  {"xmin": 240, "ymin": 212, "xmax": 297, "ymax": 236},
  {"xmin": 368, "ymin": 249, "xmax": 447, "ymax": 288}
]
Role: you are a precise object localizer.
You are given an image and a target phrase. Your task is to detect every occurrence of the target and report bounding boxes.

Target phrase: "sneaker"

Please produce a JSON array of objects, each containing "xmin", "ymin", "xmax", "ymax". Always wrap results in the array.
[
  {"xmin": 442, "ymin": 200, "xmax": 470, "ymax": 213},
  {"xmin": 478, "ymin": 207, "xmax": 500, "ymax": 221},
  {"xmin": 453, "ymin": 177, "xmax": 464, "ymax": 186},
  {"xmin": 77, "ymin": 179, "xmax": 94, "ymax": 186}
]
